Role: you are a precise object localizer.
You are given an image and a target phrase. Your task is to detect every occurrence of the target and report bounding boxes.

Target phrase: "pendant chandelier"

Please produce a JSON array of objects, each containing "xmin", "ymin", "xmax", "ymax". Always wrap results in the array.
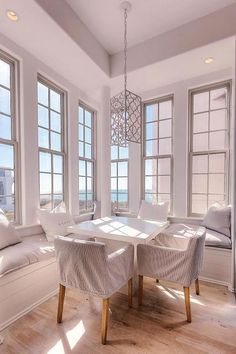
[{"xmin": 110, "ymin": 1, "xmax": 142, "ymax": 147}]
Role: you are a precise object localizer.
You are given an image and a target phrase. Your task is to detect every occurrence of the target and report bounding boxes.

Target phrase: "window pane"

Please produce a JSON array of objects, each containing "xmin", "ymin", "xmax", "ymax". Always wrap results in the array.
[
  {"xmin": 0, "ymin": 143, "xmax": 14, "ymax": 169},
  {"xmin": 158, "ymin": 158, "xmax": 171, "ymax": 175},
  {"xmin": 209, "ymin": 131, "xmax": 225, "ymax": 150},
  {"xmin": 158, "ymin": 176, "xmax": 170, "ymax": 193},
  {"xmin": 193, "ymin": 113, "xmax": 208, "ymax": 133},
  {"xmin": 193, "ymin": 133, "xmax": 208, "ymax": 152},
  {"xmin": 53, "ymin": 194, "xmax": 63, "ymax": 208},
  {"xmin": 0, "ymin": 60, "xmax": 10, "ymax": 88},
  {"xmin": 79, "ymin": 107, "xmax": 84, "ymax": 124},
  {"xmin": 159, "ymin": 138, "xmax": 171, "ymax": 155},
  {"xmin": 145, "ymin": 159, "xmax": 157, "ymax": 175},
  {"xmin": 87, "ymin": 177, "xmax": 92, "ymax": 193},
  {"xmin": 79, "ymin": 177, "xmax": 86, "ymax": 192},
  {"xmin": 145, "ymin": 193, "xmax": 157, "ymax": 203},
  {"xmin": 118, "ymin": 177, "xmax": 127, "ymax": 191},
  {"xmin": 111, "ymin": 162, "xmax": 117, "ymax": 177},
  {"xmin": 111, "ymin": 177, "xmax": 117, "ymax": 191},
  {"xmin": 192, "ymin": 194, "xmax": 207, "ymax": 214},
  {"xmin": 193, "ymin": 92, "xmax": 209, "ymax": 113},
  {"xmin": 192, "ymin": 155, "xmax": 208, "ymax": 174},
  {"xmin": 39, "ymin": 151, "xmax": 51, "ymax": 173},
  {"xmin": 51, "ymin": 132, "xmax": 61, "ymax": 151},
  {"xmin": 0, "ymin": 114, "xmax": 11, "ymax": 140},
  {"xmin": 0, "ymin": 87, "xmax": 11, "ymax": 115},
  {"xmin": 50, "ymin": 90, "xmax": 61, "ymax": 112},
  {"xmin": 51, "ymin": 111, "xmax": 61, "ymax": 132},
  {"xmin": 79, "ymin": 142, "xmax": 84, "ymax": 157},
  {"xmin": 79, "ymin": 197, "xmax": 86, "ymax": 211},
  {"xmin": 118, "ymin": 161, "xmax": 128, "ymax": 176},
  {"xmin": 146, "ymin": 104, "xmax": 157, "ymax": 122},
  {"xmin": 53, "ymin": 154, "xmax": 63, "ymax": 174},
  {"xmin": 0, "ymin": 170, "xmax": 14, "ymax": 196},
  {"xmin": 159, "ymin": 100, "xmax": 172, "ymax": 119},
  {"xmin": 146, "ymin": 140, "xmax": 158, "ymax": 156},
  {"xmin": 208, "ymin": 194, "xmax": 225, "ymax": 207},
  {"xmin": 145, "ymin": 176, "xmax": 157, "ymax": 193},
  {"xmin": 146, "ymin": 122, "xmax": 158, "ymax": 140},
  {"xmin": 209, "ymin": 154, "xmax": 225, "ymax": 174},
  {"xmin": 111, "ymin": 193, "xmax": 117, "ymax": 202},
  {"xmin": 209, "ymin": 174, "xmax": 224, "ymax": 194},
  {"xmin": 158, "ymin": 194, "xmax": 170, "ymax": 205},
  {"xmin": 111, "ymin": 145, "xmax": 118, "ymax": 160},
  {"xmin": 87, "ymin": 162, "xmax": 93, "ymax": 178},
  {"xmin": 40, "ymin": 173, "xmax": 51, "ymax": 194},
  {"xmin": 85, "ymin": 127, "xmax": 91, "ymax": 143},
  {"xmin": 40, "ymin": 195, "xmax": 51, "ymax": 210},
  {"xmin": 118, "ymin": 193, "xmax": 128, "ymax": 209},
  {"xmin": 85, "ymin": 143, "xmax": 92, "ymax": 159},
  {"xmin": 79, "ymin": 123, "xmax": 84, "ymax": 141},
  {"xmin": 85, "ymin": 110, "xmax": 92, "ymax": 127},
  {"xmin": 192, "ymin": 175, "xmax": 207, "ymax": 193},
  {"xmin": 210, "ymin": 87, "xmax": 227, "ymax": 110},
  {"xmin": 53, "ymin": 174, "xmax": 63, "ymax": 194},
  {"xmin": 159, "ymin": 119, "xmax": 171, "ymax": 138},
  {"xmin": 79, "ymin": 159, "xmax": 86, "ymax": 176},
  {"xmin": 38, "ymin": 105, "xmax": 49, "ymax": 128},
  {"xmin": 38, "ymin": 82, "xmax": 48, "ymax": 106},
  {"xmin": 210, "ymin": 110, "xmax": 226, "ymax": 131},
  {"xmin": 38, "ymin": 127, "xmax": 49, "ymax": 149},
  {"xmin": 119, "ymin": 146, "xmax": 129, "ymax": 159}
]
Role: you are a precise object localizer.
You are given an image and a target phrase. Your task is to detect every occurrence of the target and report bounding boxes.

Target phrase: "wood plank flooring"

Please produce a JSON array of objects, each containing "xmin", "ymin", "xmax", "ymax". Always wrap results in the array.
[{"xmin": 0, "ymin": 279, "xmax": 236, "ymax": 354}]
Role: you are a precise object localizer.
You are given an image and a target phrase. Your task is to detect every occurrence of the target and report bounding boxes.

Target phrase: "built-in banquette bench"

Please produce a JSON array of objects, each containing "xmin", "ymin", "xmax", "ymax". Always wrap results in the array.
[{"xmin": 0, "ymin": 214, "xmax": 232, "ymax": 331}]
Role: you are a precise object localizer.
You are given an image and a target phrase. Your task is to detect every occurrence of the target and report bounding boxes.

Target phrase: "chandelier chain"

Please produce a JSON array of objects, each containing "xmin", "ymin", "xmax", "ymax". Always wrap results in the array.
[{"xmin": 124, "ymin": 8, "xmax": 127, "ymax": 92}]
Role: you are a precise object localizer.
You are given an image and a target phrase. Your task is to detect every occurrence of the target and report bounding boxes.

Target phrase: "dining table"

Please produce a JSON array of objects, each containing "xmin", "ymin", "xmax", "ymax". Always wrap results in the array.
[{"xmin": 67, "ymin": 216, "xmax": 169, "ymax": 293}]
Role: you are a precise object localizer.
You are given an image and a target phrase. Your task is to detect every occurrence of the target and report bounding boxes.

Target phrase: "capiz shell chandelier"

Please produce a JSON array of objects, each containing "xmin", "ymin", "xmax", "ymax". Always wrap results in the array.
[{"xmin": 111, "ymin": 1, "xmax": 142, "ymax": 147}]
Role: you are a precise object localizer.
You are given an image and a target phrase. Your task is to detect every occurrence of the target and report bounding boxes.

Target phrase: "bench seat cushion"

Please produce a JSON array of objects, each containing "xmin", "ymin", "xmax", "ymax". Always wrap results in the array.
[
  {"xmin": 0, "ymin": 234, "xmax": 55, "ymax": 278},
  {"xmin": 205, "ymin": 229, "xmax": 231, "ymax": 249}
]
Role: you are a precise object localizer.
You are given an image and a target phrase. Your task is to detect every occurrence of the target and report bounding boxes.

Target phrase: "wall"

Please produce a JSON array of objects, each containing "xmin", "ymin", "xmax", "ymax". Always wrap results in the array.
[
  {"xmin": 128, "ymin": 68, "xmax": 233, "ymax": 217},
  {"xmin": 0, "ymin": 32, "xmax": 103, "ymax": 225}
]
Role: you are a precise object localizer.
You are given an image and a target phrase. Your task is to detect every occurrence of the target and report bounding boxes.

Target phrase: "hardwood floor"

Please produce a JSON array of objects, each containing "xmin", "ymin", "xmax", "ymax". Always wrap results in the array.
[{"xmin": 0, "ymin": 279, "xmax": 236, "ymax": 354}]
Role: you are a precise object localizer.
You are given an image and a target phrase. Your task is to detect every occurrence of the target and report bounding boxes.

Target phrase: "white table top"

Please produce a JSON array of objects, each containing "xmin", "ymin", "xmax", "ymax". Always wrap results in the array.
[{"xmin": 68, "ymin": 216, "xmax": 169, "ymax": 244}]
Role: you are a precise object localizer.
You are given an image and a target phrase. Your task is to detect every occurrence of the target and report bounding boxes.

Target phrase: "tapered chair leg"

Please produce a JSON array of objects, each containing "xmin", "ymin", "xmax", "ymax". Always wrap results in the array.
[
  {"xmin": 195, "ymin": 278, "xmax": 200, "ymax": 295},
  {"xmin": 128, "ymin": 278, "xmax": 132, "ymax": 308},
  {"xmin": 57, "ymin": 284, "xmax": 66, "ymax": 323},
  {"xmin": 138, "ymin": 275, "xmax": 143, "ymax": 306},
  {"xmin": 183, "ymin": 286, "xmax": 191, "ymax": 323},
  {"xmin": 101, "ymin": 298, "xmax": 109, "ymax": 345}
]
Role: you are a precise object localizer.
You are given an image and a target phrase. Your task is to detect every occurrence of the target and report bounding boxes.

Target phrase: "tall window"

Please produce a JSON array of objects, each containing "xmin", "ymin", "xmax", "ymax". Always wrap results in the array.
[
  {"xmin": 78, "ymin": 103, "xmax": 96, "ymax": 214},
  {"xmin": 189, "ymin": 82, "xmax": 230, "ymax": 216},
  {"xmin": 0, "ymin": 52, "xmax": 19, "ymax": 221},
  {"xmin": 111, "ymin": 145, "xmax": 129, "ymax": 212},
  {"xmin": 143, "ymin": 96, "xmax": 173, "ymax": 211},
  {"xmin": 37, "ymin": 77, "xmax": 65, "ymax": 210}
]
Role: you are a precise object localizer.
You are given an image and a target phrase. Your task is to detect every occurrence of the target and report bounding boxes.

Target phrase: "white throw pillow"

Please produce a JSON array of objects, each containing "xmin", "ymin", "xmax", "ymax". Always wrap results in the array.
[
  {"xmin": 201, "ymin": 203, "xmax": 231, "ymax": 238},
  {"xmin": 0, "ymin": 209, "xmax": 21, "ymax": 250},
  {"xmin": 37, "ymin": 207, "xmax": 75, "ymax": 242},
  {"xmin": 138, "ymin": 200, "xmax": 169, "ymax": 221}
]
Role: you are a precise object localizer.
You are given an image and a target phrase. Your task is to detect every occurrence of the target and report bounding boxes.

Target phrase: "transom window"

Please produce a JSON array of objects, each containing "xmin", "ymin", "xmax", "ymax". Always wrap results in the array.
[
  {"xmin": 111, "ymin": 145, "xmax": 129, "ymax": 212},
  {"xmin": 143, "ymin": 96, "xmax": 173, "ymax": 211},
  {"xmin": 78, "ymin": 104, "xmax": 96, "ymax": 214},
  {"xmin": 189, "ymin": 81, "xmax": 230, "ymax": 215},
  {"xmin": 37, "ymin": 77, "xmax": 65, "ymax": 210},
  {"xmin": 0, "ymin": 52, "xmax": 19, "ymax": 221}
]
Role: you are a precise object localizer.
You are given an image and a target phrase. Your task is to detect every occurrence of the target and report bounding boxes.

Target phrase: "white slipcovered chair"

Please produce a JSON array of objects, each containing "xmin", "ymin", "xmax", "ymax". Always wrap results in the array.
[
  {"xmin": 54, "ymin": 236, "xmax": 134, "ymax": 344},
  {"xmin": 137, "ymin": 226, "xmax": 206, "ymax": 322}
]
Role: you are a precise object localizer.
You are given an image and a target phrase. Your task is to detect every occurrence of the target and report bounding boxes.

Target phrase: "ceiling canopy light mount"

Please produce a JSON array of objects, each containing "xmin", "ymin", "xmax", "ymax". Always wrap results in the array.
[
  {"xmin": 204, "ymin": 57, "xmax": 214, "ymax": 64},
  {"xmin": 6, "ymin": 10, "xmax": 18, "ymax": 21},
  {"xmin": 111, "ymin": 1, "xmax": 142, "ymax": 147}
]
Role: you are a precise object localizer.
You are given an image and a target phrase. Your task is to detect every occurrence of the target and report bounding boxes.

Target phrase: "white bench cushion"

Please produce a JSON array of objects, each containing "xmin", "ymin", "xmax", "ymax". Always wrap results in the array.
[
  {"xmin": 0, "ymin": 234, "xmax": 55, "ymax": 277},
  {"xmin": 205, "ymin": 229, "xmax": 231, "ymax": 249}
]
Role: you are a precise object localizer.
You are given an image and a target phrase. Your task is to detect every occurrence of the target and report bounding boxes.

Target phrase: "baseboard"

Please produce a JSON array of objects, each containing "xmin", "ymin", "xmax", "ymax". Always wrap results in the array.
[
  {"xmin": 0, "ymin": 288, "xmax": 58, "ymax": 332},
  {"xmin": 199, "ymin": 275, "xmax": 230, "ymax": 289}
]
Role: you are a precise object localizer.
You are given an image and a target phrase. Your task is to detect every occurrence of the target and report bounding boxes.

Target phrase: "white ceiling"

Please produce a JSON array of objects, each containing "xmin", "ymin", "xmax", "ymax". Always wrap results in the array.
[{"xmin": 66, "ymin": 0, "xmax": 236, "ymax": 54}]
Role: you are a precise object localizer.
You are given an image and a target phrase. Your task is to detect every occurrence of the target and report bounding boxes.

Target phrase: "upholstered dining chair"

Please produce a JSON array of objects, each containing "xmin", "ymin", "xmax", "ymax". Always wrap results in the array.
[
  {"xmin": 137, "ymin": 226, "xmax": 206, "ymax": 322},
  {"xmin": 54, "ymin": 236, "xmax": 134, "ymax": 344}
]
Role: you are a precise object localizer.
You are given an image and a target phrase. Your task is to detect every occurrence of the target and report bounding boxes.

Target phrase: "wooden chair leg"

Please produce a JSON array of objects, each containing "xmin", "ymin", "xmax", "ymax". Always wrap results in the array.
[
  {"xmin": 195, "ymin": 278, "xmax": 200, "ymax": 295},
  {"xmin": 101, "ymin": 298, "xmax": 109, "ymax": 345},
  {"xmin": 183, "ymin": 286, "xmax": 191, "ymax": 323},
  {"xmin": 57, "ymin": 284, "xmax": 66, "ymax": 323},
  {"xmin": 138, "ymin": 275, "xmax": 143, "ymax": 306},
  {"xmin": 128, "ymin": 278, "xmax": 132, "ymax": 308}
]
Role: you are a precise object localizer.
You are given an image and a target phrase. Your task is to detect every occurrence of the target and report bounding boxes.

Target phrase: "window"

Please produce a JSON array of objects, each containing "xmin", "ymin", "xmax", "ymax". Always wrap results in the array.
[
  {"xmin": 189, "ymin": 81, "xmax": 230, "ymax": 215},
  {"xmin": 0, "ymin": 52, "xmax": 19, "ymax": 221},
  {"xmin": 37, "ymin": 77, "xmax": 65, "ymax": 210},
  {"xmin": 111, "ymin": 145, "xmax": 129, "ymax": 211},
  {"xmin": 143, "ymin": 96, "xmax": 173, "ymax": 211},
  {"xmin": 78, "ymin": 103, "xmax": 96, "ymax": 214}
]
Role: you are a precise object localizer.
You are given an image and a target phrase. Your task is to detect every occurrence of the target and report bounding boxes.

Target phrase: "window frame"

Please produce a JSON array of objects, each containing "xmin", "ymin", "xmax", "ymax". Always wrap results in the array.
[
  {"xmin": 0, "ymin": 49, "xmax": 20, "ymax": 223},
  {"xmin": 142, "ymin": 94, "xmax": 174, "ymax": 214},
  {"xmin": 111, "ymin": 145, "xmax": 129, "ymax": 212},
  {"xmin": 78, "ymin": 101, "xmax": 96, "ymax": 215},
  {"xmin": 188, "ymin": 80, "xmax": 231, "ymax": 217},
  {"xmin": 37, "ymin": 74, "xmax": 67, "ymax": 210}
]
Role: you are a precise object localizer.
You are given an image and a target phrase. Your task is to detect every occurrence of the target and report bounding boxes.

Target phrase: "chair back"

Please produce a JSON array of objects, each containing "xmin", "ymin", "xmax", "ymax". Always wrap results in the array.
[{"xmin": 55, "ymin": 236, "xmax": 108, "ymax": 296}]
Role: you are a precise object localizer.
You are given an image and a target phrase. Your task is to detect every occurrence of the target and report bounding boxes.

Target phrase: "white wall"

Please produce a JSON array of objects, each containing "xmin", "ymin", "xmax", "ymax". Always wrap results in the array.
[
  {"xmin": 0, "ymin": 32, "xmax": 103, "ymax": 225},
  {"xmin": 128, "ymin": 68, "xmax": 233, "ymax": 217}
]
